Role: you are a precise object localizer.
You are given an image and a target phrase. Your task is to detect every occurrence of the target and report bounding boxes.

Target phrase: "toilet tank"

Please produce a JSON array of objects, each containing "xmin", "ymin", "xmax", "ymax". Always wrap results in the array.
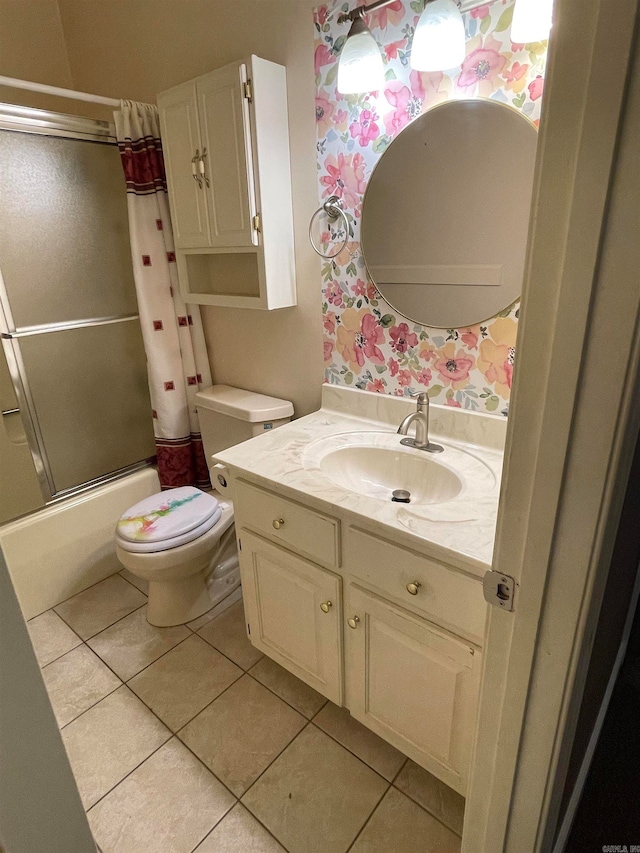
[{"xmin": 195, "ymin": 385, "xmax": 294, "ymax": 466}]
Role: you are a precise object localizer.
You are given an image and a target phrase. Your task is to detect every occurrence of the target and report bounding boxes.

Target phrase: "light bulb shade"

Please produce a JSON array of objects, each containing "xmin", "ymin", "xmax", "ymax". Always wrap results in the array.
[
  {"xmin": 511, "ymin": 0, "xmax": 553, "ymax": 43},
  {"xmin": 337, "ymin": 17, "xmax": 385, "ymax": 95},
  {"xmin": 410, "ymin": 0, "xmax": 466, "ymax": 72}
]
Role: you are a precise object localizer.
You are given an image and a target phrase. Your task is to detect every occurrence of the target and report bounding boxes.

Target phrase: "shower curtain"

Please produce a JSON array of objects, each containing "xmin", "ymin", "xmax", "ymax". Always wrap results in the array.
[{"xmin": 115, "ymin": 100, "xmax": 212, "ymax": 490}]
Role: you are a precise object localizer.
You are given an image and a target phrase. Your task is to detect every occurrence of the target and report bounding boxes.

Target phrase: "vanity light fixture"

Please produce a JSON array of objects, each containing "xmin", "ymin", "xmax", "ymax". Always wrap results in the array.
[
  {"xmin": 337, "ymin": 5, "xmax": 386, "ymax": 94},
  {"xmin": 337, "ymin": 0, "xmax": 466, "ymax": 95},
  {"xmin": 511, "ymin": 0, "xmax": 553, "ymax": 43},
  {"xmin": 410, "ymin": 0, "xmax": 466, "ymax": 72}
]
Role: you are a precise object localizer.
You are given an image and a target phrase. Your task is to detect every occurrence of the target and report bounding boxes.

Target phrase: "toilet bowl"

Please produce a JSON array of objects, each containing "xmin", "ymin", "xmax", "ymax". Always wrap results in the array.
[
  {"xmin": 114, "ymin": 385, "xmax": 294, "ymax": 626},
  {"xmin": 115, "ymin": 486, "xmax": 240, "ymax": 627}
]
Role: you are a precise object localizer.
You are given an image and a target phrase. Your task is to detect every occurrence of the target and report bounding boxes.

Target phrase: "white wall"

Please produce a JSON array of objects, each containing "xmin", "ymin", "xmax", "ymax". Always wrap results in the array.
[{"xmin": 57, "ymin": 0, "xmax": 325, "ymax": 416}]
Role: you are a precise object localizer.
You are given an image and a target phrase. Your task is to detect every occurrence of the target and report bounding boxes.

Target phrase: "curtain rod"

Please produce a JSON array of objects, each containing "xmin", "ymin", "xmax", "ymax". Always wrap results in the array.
[{"xmin": 0, "ymin": 76, "xmax": 120, "ymax": 108}]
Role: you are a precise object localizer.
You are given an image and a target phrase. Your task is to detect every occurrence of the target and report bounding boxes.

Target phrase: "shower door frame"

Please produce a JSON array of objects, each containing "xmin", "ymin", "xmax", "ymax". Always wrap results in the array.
[{"xmin": 0, "ymin": 102, "xmax": 155, "ymax": 505}]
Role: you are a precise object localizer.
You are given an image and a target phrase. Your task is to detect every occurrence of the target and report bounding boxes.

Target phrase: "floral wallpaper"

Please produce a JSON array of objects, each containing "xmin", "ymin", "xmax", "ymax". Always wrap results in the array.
[{"xmin": 315, "ymin": 0, "xmax": 548, "ymax": 413}]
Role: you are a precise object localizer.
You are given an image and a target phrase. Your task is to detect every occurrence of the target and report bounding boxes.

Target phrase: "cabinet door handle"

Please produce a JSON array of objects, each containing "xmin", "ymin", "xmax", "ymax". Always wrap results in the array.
[
  {"xmin": 347, "ymin": 615, "xmax": 360, "ymax": 629},
  {"xmin": 272, "ymin": 518, "xmax": 285, "ymax": 530},
  {"xmin": 406, "ymin": 581, "xmax": 421, "ymax": 596},
  {"xmin": 199, "ymin": 147, "xmax": 210, "ymax": 188},
  {"xmin": 191, "ymin": 151, "xmax": 202, "ymax": 188},
  {"xmin": 320, "ymin": 600, "xmax": 332, "ymax": 613}
]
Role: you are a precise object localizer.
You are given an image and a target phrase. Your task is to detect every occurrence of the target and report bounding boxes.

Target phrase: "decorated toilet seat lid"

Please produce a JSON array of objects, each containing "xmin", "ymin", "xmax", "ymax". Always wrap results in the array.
[{"xmin": 117, "ymin": 487, "xmax": 221, "ymax": 544}]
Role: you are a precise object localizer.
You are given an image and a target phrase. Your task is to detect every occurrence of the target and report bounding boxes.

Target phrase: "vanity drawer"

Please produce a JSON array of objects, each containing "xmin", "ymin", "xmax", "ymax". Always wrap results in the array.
[
  {"xmin": 234, "ymin": 480, "xmax": 340, "ymax": 568},
  {"xmin": 345, "ymin": 527, "xmax": 486, "ymax": 645}
]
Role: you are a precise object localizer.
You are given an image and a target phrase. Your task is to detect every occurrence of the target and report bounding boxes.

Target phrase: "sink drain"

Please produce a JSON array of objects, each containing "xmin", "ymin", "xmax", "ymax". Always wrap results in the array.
[{"xmin": 391, "ymin": 489, "xmax": 411, "ymax": 504}]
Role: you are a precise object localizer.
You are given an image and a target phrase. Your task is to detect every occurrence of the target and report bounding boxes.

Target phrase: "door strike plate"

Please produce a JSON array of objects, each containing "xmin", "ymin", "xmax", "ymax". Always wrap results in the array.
[{"xmin": 483, "ymin": 571, "xmax": 515, "ymax": 611}]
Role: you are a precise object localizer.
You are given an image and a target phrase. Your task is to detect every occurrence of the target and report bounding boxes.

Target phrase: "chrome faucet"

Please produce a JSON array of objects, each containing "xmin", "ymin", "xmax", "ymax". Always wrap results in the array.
[{"xmin": 397, "ymin": 392, "xmax": 444, "ymax": 453}]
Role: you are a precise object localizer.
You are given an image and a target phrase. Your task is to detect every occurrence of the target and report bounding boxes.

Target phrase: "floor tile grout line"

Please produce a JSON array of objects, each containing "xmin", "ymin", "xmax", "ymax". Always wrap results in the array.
[
  {"xmin": 176, "ymin": 684, "xmax": 310, "ymax": 798},
  {"xmin": 309, "ymin": 697, "xmax": 330, "ymax": 722},
  {"xmin": 192, "ymin": 621, "xmax": 261, "ymax": 670},
  {"xmin": 308, "ymin": 712, "xmax": 405, "ymax": 784},
  {"xmin": 239, "ymin": 717, "xmax": 313, "ymax": 804},
  {"xmin": 117, "ymin": 569, "xmax": 149, "ymax": 597},
  {"xmin": 245, "ymin": 667, "xmax": 328, "ymax": 721},
  {"xmin": 54, "ymin": 570, "xmax": 147, "ymax": 611},
  {"xmin": 54, "ymin": 599, "xmax": 148, "ymax": 644},
  {"xmin": 41, "ymin": 639, "xmax": 117, "ymax": 675},
  {"xmin": 390, "ymin": 779, "xmax": 464, "ymax": 838},
  {"xmin": 344, "ymin": 780, "xmax": 393, "ymax": 853},
  {"xmin": 186, "ymin": 801, "xmax": 292, "ymax": 853},
  {"xmin": 55, "ymin": 638, "xmax": 128, "ymax": 732},
  {"xmin": 172, "ymin": 732, "xmax": 241, "ymax": 802},
  {"xmin": 59, "ymin": 675, "xmax": 139, "ymax": 732},
  {"xmin": 57, "ymin": 678, "xmax": 123, "ymax": 731},
  {"xmin": 116, "ymin": 631, "xmax": 208, "ymax": 687},
  {"xmin": 35, "ymin": 638, "xmax": 84, "ymax": 670},
  {"xmin": 184, "ymin": 803, "xmax": 236, "ymax": 853},
  {"xmin": 305, "ymin": 720, "xmax": 392, "ymax": 786},
  {"xmin": 49, "ymin": 570, "xmax": 131, "ymax": 610},
  {"xmin": 390, "ymin": 756, "xmax": 409, "ymax": 785},
  {"xmin": 71, "ymin": 594, "xmax": 243, "ymax": 684},
  {"xmin": 85, "ymin": 732, "xmax": 175, "ymax": 816},
  {"xmin": 109, "ymin": 670, "xmax": 244, "ymax": 806},
  {"xmin": 238, "ymin": 717, "xmax": 394, "ymax": 848},
  {"xmin": 136, "ymin": 661, "xmax": 245, "ymax": 737}
]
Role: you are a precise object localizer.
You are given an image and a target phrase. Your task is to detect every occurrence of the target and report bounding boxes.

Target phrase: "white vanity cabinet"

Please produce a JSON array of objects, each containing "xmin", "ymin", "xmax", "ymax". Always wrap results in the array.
[
  {"xmin": 345, "ymin": 585, "xmax": 481, "ymax": 795},
  {"xmin": 157, "ymin": 56, "xmax": 296, "ymax": 309},
  {"xmin": 232, "ymin": 477, "xmax": 486, "ymax": 796},
  {"xmin": 238, "ymin": 530, "xmax": 343, "ymax": 706}
]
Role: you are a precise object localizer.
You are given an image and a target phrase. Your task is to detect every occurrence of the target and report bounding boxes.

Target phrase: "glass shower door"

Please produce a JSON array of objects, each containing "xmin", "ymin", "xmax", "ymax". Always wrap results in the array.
[{"xmin": 0, "ymin": 110, "xmax": 155, "ymax": 504}]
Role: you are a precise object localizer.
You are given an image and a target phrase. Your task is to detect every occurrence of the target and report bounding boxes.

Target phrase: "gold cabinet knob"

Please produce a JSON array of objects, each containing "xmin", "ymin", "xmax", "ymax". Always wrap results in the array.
[
  {"xmin": 272, "ymin": 518, "xmax": 285, "ymax": 530},
  {"xmin": 347, "ymin": 616, "xmax": 360, "ymax": 629},
  {"xmin": 320, "ymin": 600, "xmax": 333, "ymax": 613},
  {"xmin": 406, "ymin": 581, "xmax": 421, "ymax": 596}
]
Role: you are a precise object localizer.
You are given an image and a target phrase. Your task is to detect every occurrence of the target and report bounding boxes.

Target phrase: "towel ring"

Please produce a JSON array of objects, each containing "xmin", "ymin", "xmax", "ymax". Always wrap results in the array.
[{"xmin": 309, "ymin": 196, "xmax": 349, "ymax": 259}]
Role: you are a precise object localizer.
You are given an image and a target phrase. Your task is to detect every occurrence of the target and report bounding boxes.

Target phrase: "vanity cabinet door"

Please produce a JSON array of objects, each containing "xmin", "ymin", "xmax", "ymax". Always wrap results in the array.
[
  {"xmin": 345, "ymin": 585, "xmax": 481, "ymax": 795},
  {"xmin": 238, "ymin": 529, "xmax": 343, "ymax": 705},
  {"xmin": 157, "ymin": 83, "xmax": 211, "ymax": 249}
]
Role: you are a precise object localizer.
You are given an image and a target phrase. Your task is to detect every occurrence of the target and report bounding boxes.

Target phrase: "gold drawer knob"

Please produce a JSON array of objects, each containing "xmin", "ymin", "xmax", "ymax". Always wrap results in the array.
[
  {"xmin": 347, "ymin": 616, "xmax": 360, "ymax": 629},
  {"xmin": 320, "ymin": 600, "xmax": 332, "ymax": 613},
  {"xmin": 406, "ymin": 581, "xmax": 421, "ymax": 596},
  {"xmin": 272, "ymin": 518, "xmax": 285, "ymax": 530}
]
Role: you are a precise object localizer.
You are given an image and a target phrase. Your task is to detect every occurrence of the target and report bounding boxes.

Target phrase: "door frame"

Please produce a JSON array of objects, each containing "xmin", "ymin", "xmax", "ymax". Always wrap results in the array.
[{"xmin": 463, "ymin": 0, "xmax": 640, "ymax": 850}]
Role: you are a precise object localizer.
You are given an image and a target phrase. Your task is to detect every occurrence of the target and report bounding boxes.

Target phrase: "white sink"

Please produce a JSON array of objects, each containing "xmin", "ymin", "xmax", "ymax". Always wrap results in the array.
[{"xmin": 303, "ymin": 431, "xmax": 495, "ymax": 506}]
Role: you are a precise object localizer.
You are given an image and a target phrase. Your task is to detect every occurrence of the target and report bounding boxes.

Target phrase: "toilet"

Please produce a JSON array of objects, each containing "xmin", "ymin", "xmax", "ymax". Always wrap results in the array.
[{"xmin": 115, "ymin": 385, "xmax": 294, "ymax": 626}]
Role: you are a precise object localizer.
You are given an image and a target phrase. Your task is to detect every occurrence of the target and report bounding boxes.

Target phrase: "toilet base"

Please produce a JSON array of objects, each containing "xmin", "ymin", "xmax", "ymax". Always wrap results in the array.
[
  {"xmin": 146, "ymin": 566, "xmax": 241, "ymax": 627},
  {"xmin": 146, "ymin": 572, "xmax": 210, "ymax": 627}
]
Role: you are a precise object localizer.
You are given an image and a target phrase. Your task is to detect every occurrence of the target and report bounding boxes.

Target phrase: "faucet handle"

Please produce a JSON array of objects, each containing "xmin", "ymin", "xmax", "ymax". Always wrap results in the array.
[{"xmin": 410, "ymin": 391, "xmax": 429, "ymax": 405}]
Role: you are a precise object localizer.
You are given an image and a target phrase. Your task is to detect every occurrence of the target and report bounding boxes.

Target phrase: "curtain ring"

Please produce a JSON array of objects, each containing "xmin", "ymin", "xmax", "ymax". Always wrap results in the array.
[{"xmin": 309, "ymin": 196, "xmax": 350, "ymax": 259}]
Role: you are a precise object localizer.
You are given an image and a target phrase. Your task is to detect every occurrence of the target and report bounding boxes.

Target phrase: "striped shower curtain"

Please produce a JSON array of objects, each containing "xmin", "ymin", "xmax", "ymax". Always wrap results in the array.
[{"xmin": 114, "ymin": 100, "xmax": 211, "ymax": 490}]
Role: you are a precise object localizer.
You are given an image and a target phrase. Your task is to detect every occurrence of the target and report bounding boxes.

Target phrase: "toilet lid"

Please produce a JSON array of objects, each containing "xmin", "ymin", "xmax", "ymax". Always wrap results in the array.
[{"xmin": 117, "ymin": 487, "xmax": 221, "ymax": 544}]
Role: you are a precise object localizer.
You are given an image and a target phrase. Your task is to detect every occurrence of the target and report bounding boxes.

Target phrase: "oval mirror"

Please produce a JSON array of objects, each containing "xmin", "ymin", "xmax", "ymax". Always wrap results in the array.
[{"xmin": 361, "ymin": 99, "xmax": 538, "ymax": 329}]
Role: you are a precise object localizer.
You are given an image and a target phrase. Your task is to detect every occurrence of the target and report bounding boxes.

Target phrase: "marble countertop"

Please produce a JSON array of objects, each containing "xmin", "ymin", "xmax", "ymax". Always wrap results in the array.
[{"xmin": 214, "ymin": 386, "xmax": 506, "ymax": 579}]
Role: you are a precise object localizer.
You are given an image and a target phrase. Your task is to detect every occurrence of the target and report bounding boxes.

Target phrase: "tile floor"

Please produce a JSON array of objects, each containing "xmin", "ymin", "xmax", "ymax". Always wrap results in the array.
[{"xmin": 27, "ymin": 571, "xmax": 465, "ymax": 853}]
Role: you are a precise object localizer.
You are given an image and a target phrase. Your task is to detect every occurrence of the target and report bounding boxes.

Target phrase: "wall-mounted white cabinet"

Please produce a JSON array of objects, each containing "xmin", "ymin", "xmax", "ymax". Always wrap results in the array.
[{"xmin": 158, "ymin": 56, "xmax": 296, "ymax": 310}]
